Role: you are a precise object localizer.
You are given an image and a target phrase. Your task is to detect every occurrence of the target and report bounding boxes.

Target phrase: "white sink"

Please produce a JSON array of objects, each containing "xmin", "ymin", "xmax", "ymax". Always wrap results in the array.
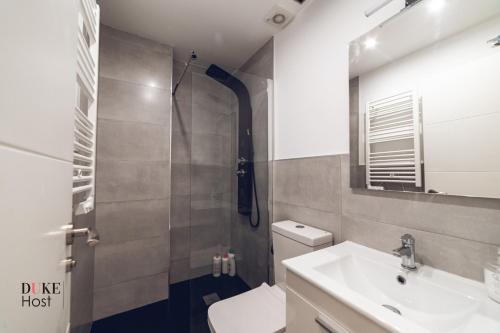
[{"xmin": 283, "ymin": 241, "xmax": 500, "ymax": 333}]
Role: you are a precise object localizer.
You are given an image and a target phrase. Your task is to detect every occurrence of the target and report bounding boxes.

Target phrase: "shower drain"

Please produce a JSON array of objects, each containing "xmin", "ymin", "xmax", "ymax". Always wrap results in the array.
[
  {"xmin": 202, "ymin": 293, "xmax": 220, "ymax": 306},
  {"xmin": 382, "ymin": 304, "xmax": 402, "ymax": 316}
]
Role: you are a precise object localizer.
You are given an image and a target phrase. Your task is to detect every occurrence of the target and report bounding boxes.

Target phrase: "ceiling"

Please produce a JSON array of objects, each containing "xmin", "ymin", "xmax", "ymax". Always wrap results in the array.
[
  {"xmin": 98, "ymin": 0, "xmax": 307, "ymax": 69},
  {"xmin": 349, "ymin": 0, "xmax": 500, "ymax": 78}
]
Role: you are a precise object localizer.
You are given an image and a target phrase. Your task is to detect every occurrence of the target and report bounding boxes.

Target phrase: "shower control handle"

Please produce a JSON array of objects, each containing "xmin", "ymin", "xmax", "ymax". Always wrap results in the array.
[{"xmin": 236, "ymin": 169, "xmax": 247, "ymax": 176}]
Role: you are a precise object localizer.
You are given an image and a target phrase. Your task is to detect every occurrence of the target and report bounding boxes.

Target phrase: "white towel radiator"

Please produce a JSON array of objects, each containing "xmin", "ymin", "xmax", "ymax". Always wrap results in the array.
[{"xmin": 365, "ymin": 90, "xmax": 422, "ymax": 189}]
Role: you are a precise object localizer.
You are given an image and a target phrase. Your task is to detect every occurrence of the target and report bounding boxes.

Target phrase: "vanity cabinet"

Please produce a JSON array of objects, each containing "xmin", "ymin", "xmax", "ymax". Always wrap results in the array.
[
  {"xmin": 285, "ymin": 271, "xmax": 390, "ymax": 333},
  {"xmin": 287, "ymin": 287, "xmax": 349, "ymax": 333}
]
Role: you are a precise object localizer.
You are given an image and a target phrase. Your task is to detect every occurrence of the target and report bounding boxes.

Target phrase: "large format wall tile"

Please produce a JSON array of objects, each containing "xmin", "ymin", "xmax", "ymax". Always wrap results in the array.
[
  {"xmin": 99, "ymin": 27, "xmax": 172, "ymax": 89},
  {"xmin": 171, "ymin": 132, "xmax": 191, "ymax": 165},
  {"xmin": 94, "ymin": 236, "xmax": 170, "ymax": 289},
  {"xmin": 190, "ymin": 192, "xmax": 231, "ymax": 211},
  {"xmin": 93, "ymin": 272, "xmax": 169, "ymax": 321},
  {"xmin": 170, "ymin": 227, "xmax": 190, "ymax": 261},
  {"xmin": 97, "ymin": 119, "xmax": 170, "ymax": 161},
  {"xmin": 191, "ymin": 108, "xmax": 233, "ymax": 137},
  {"xmin": 170, "ymin": 195, "xmax": 190, "ymax": 228},
  {"xmin": 189, "ymin": 223, "xmax": 229, "ymax": 252},
  {"xmin": 95, "ymin": 26, "xmax": 172, "ymax": 320},
  {"xmin": 169, "ymin": 258, "xmax": 191, "ymax": 284},
  {"xmin": 172, "ymin": 98, "xmax": 192, "ymax": 135},
  {"xmin": 191, "ymin": 206, "xmax": 230, "ymax": 227},
  {"xmin": 240, "ymin": 38, "xmax": 274, "ymax": 79},
  {"xmin": 274, "ymin": 156, "xmax": 342, "ymax": 213},
  {"xmin": 96, "ymin": 160, "xmax": 169, "ymax": 203},
  {"xmin": 171, "ymin": 163, "xmax": 190, "ymax": 196},
  {"xmin": 190, "ymin": 165, "xmax": 231, "ymax": 195},
  {"xmin": 71, "ymin": 209, "xmax": 96, "ymax": 331},
  {"xmin": 98, "ymin": 77, "xmax": 170, "ymax": 125},
  {"xmin": 96, "ymin": 200, "xmax": 169, "ymax": 244},
  {"xmin": 191, "ymin": 133, "xmax": 231, "ymax": 166},
  {"xmin": 99, "ymin": 25, "xmax": 171, "ymax": 54},
  {"xmin": 192, "ymin": 74, "xmax": 234, "ymax": 115}
]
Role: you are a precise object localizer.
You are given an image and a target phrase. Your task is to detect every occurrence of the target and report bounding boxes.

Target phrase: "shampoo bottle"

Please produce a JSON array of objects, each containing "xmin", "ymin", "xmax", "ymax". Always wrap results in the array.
[
  {"xmin": 222, "ymin": 253, "xmax": 229, "ymax": 275},
  {"xmin": 228, "ymin": 251, "xmax": 236, "ymax": 277},
  {"xmin": 213, "ymin": 254, "xmax": 221, "ymax": 278}
]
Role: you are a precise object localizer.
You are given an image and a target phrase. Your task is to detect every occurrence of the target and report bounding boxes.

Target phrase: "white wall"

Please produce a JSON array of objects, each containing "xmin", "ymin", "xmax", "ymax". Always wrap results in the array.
[{"xmin": 273, "ymin": 0, "xmax": 405, "ymax": 160}]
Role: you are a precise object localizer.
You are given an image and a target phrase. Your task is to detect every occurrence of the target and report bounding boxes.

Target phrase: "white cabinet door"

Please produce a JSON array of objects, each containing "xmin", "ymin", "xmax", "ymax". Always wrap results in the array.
[
  {"xmin": 0, "ymin": 1, "xmax": 78, "ymax": 332},
  {"xmin": 287, "ymin": 288, "xmax": 350, "ymax": 333}
]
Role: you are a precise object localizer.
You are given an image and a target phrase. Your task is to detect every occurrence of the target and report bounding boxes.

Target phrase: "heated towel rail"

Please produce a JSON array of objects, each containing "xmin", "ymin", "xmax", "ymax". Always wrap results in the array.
[
  {"xmin": 365, "ymin": 90, "xmax": 422, "ymax": 189},
  {"xmin": 73, "ymin": 0, "xmax": 100, "ymax": 214}
]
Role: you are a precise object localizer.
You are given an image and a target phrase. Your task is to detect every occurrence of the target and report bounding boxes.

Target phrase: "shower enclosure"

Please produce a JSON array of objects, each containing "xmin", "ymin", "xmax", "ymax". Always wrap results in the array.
[{"xmin": 169, "ymin": 47, "xmax": 273, "ymax": 332}]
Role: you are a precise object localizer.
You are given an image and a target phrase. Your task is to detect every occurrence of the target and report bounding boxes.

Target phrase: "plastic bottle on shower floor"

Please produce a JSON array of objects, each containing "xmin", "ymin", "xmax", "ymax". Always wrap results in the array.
[
  {"xmin": 222, "ymin": 253, "xmax": 229, "ymax": 275},
  {"xmin": 213, "ymin": 254, "xmax": 221, "ymax": 278},
  {"xmin": 228, "ymin": 251, "xmax": 236, "ymax": 277}
]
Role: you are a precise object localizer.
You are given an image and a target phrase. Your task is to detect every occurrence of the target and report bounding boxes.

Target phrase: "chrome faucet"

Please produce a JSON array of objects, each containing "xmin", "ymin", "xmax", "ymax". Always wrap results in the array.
[{"xmin": 392, "ymin": 234, "xmax": 417, "ymax": 271}]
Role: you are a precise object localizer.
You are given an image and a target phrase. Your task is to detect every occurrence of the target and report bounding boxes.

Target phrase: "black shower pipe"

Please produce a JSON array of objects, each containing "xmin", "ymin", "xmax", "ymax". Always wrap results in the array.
[{"xmin": 205, "ymin": 64, "xmax": 260, "ymax": 228}]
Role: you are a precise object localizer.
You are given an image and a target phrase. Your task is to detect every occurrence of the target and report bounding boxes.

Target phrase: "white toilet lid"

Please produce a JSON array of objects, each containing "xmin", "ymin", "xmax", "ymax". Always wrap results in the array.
[{"xmin": 208, "ymin": 283, "xmax": 286, "ymax": 333}]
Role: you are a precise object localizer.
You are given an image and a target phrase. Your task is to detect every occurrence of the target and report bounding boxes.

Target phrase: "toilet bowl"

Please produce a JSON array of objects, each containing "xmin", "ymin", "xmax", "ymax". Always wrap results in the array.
[
  {"xmin": 207, "ymin": 220, "xmax": 332, "ymax": 333},
  {"xmin": 208, "ymin": 283, "xmax": 286, "ymax": 333}
]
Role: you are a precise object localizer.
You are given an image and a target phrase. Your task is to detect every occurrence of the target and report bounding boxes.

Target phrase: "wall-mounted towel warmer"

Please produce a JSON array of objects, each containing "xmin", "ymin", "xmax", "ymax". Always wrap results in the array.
[
  {"xmin": 73, "ymin": 0, "xmax": 100, "ymax": 214},
  {"xmin": 365, "ymin": 90, "xmax": 422, "ymax": 189}
]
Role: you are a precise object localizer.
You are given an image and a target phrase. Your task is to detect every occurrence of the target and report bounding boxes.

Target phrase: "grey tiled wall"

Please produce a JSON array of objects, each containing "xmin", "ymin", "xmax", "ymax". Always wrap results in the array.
[
  {"xmin": 273, "ymin": 154, "xmax": 500, "ymax": 282},
  {"xmin": 274, "ymin": 156, "xmax": 343, "ymax": 239},
  {"xmin": 240, "ymin": 38, "xmax": 274, "ymax": 81},
  {"xmin": 70, "ymin": 205, "xmax": 96, "ymax": 333},
  {"xmin": 93, "ymin": 26, "xmax": 172, "ymax": 320}
]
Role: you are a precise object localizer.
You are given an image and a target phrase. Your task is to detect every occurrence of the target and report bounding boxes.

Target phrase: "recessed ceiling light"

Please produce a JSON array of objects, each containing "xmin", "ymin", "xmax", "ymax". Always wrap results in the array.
[
  {"xmin": 364, "ymin": 38, "xmax": 378, "ymax": 49},
  {"xmin": 427, "ymin": 0, "xmax": 446, "ymax": 13}
]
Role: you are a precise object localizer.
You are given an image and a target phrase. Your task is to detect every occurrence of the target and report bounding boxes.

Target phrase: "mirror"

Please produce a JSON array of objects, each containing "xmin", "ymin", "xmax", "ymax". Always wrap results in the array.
[{"xmin": 349, "ymin": 0, "xmax": 500, "ymax": 199}]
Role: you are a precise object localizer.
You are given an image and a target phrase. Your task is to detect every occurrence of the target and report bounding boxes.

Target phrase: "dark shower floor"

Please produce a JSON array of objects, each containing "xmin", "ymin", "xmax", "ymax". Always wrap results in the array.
[{"xmin": 91, "ymin": 274, "xmax": 250, "ymax": 333}]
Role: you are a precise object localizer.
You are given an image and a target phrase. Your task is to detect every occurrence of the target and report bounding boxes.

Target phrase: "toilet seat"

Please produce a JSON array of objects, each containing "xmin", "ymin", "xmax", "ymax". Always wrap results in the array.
[{"xmin": 208, "ymin": 283, "xmax": 286, "ymax": 333}]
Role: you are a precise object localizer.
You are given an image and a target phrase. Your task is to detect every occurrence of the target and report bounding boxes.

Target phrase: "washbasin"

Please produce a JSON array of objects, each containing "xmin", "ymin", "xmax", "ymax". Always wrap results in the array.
[{"xmin": 283, "ymin": 241, "xmax": 500, "ymax": 333}]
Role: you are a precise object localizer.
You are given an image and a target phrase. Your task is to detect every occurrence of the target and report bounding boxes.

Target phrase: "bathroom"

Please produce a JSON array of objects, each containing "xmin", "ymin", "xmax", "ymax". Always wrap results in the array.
[{"xmin": 1, "ymin": 0, "xmax": 500, "ymax": 332}]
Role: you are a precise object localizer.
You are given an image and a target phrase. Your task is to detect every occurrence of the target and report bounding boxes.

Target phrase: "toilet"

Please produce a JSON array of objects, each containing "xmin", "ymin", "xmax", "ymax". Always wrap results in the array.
[{"xmin": 208, "ymin": 220, "xmax": 333, "ymax": 333}]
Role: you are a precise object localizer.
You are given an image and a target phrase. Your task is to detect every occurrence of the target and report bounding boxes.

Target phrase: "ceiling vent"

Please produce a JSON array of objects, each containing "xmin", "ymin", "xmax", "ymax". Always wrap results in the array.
[{"xmin": 265, "ymin": 5, "xmax": 295, "ymax": 29}]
